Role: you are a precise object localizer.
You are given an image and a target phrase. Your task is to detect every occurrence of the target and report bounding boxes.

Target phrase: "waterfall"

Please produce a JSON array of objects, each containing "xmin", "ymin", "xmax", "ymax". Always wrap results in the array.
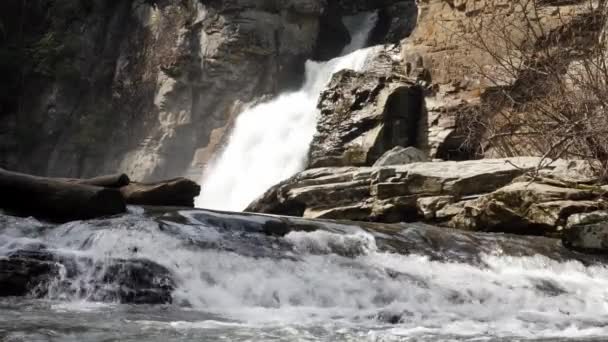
[{"xmin": 196, "ymin": 12, "xmax": 380, "ymax": 211}]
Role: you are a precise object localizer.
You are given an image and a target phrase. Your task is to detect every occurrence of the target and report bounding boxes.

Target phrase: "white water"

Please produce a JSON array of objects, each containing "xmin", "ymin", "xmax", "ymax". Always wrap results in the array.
[
  {"xmin": 196, "ymin": 13, "xmax": 380, "ymax": 211},
  {"xmin": 3, "ymin": 211, "xmax": 608, "ymax": 340}
]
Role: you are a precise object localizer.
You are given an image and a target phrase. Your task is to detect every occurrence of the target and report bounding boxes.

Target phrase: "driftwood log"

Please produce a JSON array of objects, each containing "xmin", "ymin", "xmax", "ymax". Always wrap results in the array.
[
  {"xmin": 0, "ymin": 168, "xmax": 201, "ymax": 222},
  {"xmin": 0, "ymin": 168, "xmax": 126, "ymax": 222},
  {"xmin": 120, "ymin": 178, "xmax": 201, "ymax": 207},
  {"xmin": 60, "ymin": 173, "xmax": 131, "ymax": 188}
]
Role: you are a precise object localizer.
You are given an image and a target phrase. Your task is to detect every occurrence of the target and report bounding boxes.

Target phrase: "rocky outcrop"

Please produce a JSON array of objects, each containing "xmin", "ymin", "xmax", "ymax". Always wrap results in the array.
[
  {"xmin": 397, "ymin": 0, "xmax": 602, "ymax": 159},
  {"xmin": 1, "ymin": 1, "xmax": 323, "ymax": 181},
  {"xmin": 248, "ymin": 157, "xmax": 606, "ymax": 236},
  {"xmin": 309, "ymin": 70, "xmax": 423, "ymax": 168},
  {"xmin": 448, "ymin": 182, "xmax": 605, "ymax": 235}
]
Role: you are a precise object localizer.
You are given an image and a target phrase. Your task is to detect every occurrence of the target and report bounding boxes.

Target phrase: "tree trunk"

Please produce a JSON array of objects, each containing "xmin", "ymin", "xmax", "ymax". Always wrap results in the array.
[
  {"xmin": 0, "ymin": 168, "xmax": 126, "ymax": 222},
  {"xmin": 59, "ymin": 173, "xmax": 130, "ymax": 188},
  {"xmin": 120, "ymin": 178, "xmax": 201, "ymax": 207}
]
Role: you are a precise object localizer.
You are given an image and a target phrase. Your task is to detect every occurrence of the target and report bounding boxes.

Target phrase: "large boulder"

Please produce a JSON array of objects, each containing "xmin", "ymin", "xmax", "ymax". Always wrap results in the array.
[
  {"xmin": 309, "ymin": 70, "xmax": 423, "ymax": 168},
  {"xmin": 562, "ymin": 222, "xmax": 608, "ymax": 254},
  {"xmin": 373, "ymin": 146, "xmax": 428, "ymax": 166}
]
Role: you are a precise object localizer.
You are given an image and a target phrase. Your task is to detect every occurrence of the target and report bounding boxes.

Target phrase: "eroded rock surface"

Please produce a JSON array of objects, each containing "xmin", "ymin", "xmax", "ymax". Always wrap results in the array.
[
  {"xmin": 373, "ymin": 146, "xmax": 428, "ymax": 166},
  {"xmin": 309, "ymin": 70, "xmax": 423, "ymax": 168},
  {"xmin": 399, "ymin": 0, "xmax": 601, "ymax": 159},
  {"xmin": 248, "ymin": 157, "xmax": 606, "ymax": 236}
]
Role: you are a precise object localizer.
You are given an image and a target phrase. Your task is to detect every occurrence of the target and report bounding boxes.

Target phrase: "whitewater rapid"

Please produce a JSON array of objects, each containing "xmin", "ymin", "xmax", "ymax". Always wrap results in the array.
[
  {"xmin": 196, "ymin": 13, "xmax": 380, "ymax": 211},
  {"xmin": 3, "ymin": 210, "xmax": 608, "ymax": 341}
]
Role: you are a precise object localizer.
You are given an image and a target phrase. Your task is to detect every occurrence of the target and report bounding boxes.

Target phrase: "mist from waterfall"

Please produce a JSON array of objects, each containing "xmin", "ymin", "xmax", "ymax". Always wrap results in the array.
[{"xmin": 196, "ymin": 13, "xmax": 380, "ymax": 211}]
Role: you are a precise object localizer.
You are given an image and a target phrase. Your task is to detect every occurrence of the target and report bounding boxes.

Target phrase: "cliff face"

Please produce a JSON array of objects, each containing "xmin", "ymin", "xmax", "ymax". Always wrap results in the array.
[
  {"xmin": 1, "ymin": 0, "xmax": 323, "ymax": 180},
  {"xmin": 0, "ymin": 0, "xmax": 412, "ymax": 181}
]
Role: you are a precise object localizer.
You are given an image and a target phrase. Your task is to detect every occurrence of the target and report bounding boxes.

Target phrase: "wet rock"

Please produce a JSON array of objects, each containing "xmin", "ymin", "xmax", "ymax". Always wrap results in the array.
[
  {"xmin": 0, "ymin": 250, "xmax": 174, "ymax": 304},
  {"xmin": 309, "ymin": 70, "xmax": 423, "ymax": 168},
  {"xmin": 120, "ymin": 178, "xmax": 201, "ymax": 207},
  {"xmin": 373, "ymin": 146, "xmax": 428, "ymax": 166},
  {"xmin": 0, "ymin": 255, "xmax": 60, "ymax": 297}
]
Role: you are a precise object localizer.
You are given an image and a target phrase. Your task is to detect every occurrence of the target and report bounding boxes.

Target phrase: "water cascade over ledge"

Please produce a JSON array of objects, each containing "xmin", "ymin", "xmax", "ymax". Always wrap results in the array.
[
  {"xmin": 2, "ymin": 208, "xmax": 608, "ymax": 341},
  {"xmin": 196, "ymin": 13, "xmax": 380, "ymax": 211}
]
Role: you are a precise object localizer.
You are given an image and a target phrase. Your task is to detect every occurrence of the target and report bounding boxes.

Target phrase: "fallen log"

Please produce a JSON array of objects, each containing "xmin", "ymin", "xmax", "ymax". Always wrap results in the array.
[
  {"xmin": 0, "ymin": 168, "xmax": 126, "ymax": 222},
  {"xmin": 120, "ymin": 178, "xmax": 201, "ymax": 207},
  {"xmin": 60, "ymin": 173, "xmax": 130, "ymax": 188}
]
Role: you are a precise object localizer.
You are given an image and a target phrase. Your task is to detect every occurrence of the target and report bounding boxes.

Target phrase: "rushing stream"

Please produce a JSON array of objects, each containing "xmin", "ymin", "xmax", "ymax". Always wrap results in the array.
[
  {"xmin": 196, "ymin": 13, "xmax": 380, "ymax": 211},
  {"xmin": 2, "ymin": 208, "xmax": 608, "ymax": 341},
  {"xmin": 4, "ymin": 9, "xmax": 608, "ymax": 342}
]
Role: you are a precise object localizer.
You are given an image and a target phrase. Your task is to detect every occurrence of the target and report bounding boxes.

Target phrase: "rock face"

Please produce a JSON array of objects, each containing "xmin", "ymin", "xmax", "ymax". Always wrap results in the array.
[
  {"xmin": 309, "ymin": 70, "xmax": 423, "ymax": 168},
  {"xmin": 248, "ymin": 157, "xmax": 606, "ymax": 235},
  {"xmin": 398, "ymin": 0, "xmax": 600, "ymax": 159},
  {"xmin": 0, "ymin": 0, "xmax": 417, "ymax": 182}
]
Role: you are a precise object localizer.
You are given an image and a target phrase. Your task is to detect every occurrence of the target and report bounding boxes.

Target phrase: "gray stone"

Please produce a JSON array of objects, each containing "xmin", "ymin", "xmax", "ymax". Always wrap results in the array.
[
  {"xmin": 562, "ymin": 223, "xmax": 608, "ymax": 253},
  {"xmin": 248, "ymin": 157, "xmax": 606, "ymax": 235},
  {"xmin": 374, "ymin": 146, "xmax": 428, "ymax": 166},
  {"xmin": 309, "ymin": 70, "xmax": 423, "ymax": 168},
  {"xmin": 448, "ymin": 182, "xmax": 604, "ymax": 234},
  {"xmin": 248, "ymin": 157, "xmax": 545, "ymax": 222},
  {"xmin": 567, "ymin": 211, "xmax": 608, "ymax": 228},
  {"xmin": 417, "ymin": 196, "xmax": 453, "ymax": 220}
]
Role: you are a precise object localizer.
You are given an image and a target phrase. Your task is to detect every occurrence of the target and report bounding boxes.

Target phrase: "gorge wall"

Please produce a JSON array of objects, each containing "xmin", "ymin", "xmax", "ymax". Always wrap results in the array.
[{"xmin": 0, "ymin": 0, "xmax": 415, "ymax": 181}]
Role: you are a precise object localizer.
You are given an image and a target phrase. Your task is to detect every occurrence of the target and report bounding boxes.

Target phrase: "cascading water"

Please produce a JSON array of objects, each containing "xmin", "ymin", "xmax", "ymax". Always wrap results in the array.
[
  {"xmin": 2, "ymin": 209, "xmax": 608, "ymax": 341},
  {"xmin": 196, "ymin": 13, "xmax": 380, "ymax": 211}
]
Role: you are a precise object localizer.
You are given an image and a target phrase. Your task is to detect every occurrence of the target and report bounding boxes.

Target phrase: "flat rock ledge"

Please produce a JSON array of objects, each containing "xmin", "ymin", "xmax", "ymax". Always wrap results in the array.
[{"xmin": 247, "ymin": 157, "xmax": 607, "ymax": 237}]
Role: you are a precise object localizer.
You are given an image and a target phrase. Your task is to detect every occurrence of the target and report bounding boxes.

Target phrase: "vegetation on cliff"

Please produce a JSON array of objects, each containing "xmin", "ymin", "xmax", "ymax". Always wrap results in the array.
[{"xmin": 457, "ymin": 0, "xmax": 608, "ymax": 180}]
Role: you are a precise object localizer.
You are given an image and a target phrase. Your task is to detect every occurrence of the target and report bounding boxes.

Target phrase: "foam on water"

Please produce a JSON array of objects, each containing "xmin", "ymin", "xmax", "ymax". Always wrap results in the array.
[
  {"xmin": 196, "ymin": 12, "xmax": 380, "ymax": 211},
  {"xmin": 3, "ymin": 213, "xmax": 608, "ymax": 340}
]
